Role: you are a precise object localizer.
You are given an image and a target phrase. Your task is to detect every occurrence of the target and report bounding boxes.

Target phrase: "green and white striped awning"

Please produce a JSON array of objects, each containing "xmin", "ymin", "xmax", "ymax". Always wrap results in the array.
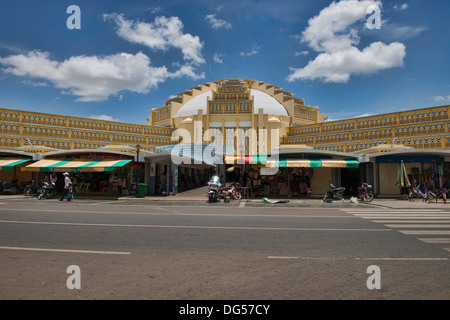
[
  {"xmin": 224, "ymin": 155, "xmax": 358, "ymax": 168},
  {"xmin": 0, "ymin": 157, "xmax": 31, "ymax": 171},
  {"xmin": 266, "ymin": 159, "xmax": 359, "ymax": 168},
  {"xmin": 22, "ymin": 158, "xmax": 132, "ymax": 172}
]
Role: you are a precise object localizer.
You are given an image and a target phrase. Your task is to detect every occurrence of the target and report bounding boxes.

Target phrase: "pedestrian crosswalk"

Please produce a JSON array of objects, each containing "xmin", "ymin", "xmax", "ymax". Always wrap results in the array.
[{"xmin": 342, "ymin": 209, "xmax": 450, "ymax": 253}]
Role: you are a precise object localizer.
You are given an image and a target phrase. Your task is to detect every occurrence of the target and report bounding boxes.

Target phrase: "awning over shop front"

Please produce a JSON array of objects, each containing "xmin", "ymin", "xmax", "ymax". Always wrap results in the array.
[
  {"xmin": 266, "ymin": 159, "xmax": 359, "ymax": 168},
  {"xmin": 224, "ymin": 154, "xmax": 268, "ymax": 165},
  {"xmin": 0, "ymin": 157, "xmax": 31, "ymax": 171},
  {"xmin": 225, "ymin": 155, "xmax": 359, "ymax": 168},
  {"xmin": 22, "ymin": 158, "xmax": 132, "ymax": 172}
]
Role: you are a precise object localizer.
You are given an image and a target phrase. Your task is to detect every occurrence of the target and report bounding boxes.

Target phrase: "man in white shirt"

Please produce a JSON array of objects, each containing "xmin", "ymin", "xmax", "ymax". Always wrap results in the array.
[
  {"xmin": 59, "ymin": 172, "xmax": 72, "ymax": 201},
  {"xmin": 50, "ymin": 173, "xmax": 57, "ymax": 185}
]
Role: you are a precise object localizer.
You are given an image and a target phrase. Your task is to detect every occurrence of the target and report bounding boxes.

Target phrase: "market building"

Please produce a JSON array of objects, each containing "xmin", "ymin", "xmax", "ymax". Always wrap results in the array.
[{"xmin": 1, "ymin": 78, "xmax": 449, "ymax": 197}]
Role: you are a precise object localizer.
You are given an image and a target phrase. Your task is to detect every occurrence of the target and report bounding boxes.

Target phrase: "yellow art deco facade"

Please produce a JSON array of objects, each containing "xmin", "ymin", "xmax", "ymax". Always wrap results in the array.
[
  {"xmin": 1, "ymin": 80, "xmax": 449, "ymax": 156},
  {"xmin": 0, "ymin": 108, "xmax": 174, "ymax": 153},
  {"xmin": 283, "ymin": 105, "xmax": 450, "ymax": 153},
  {"xmin": 148, "ymin": 78, "xmax": 449, "ymax": 155},
  {"xmin": 149, "ymin": 79, "xmax": 325, "ymax": 155},
  {"xmin": 1, "ymin": 78, "xmax": 450, "ymax": 197}
]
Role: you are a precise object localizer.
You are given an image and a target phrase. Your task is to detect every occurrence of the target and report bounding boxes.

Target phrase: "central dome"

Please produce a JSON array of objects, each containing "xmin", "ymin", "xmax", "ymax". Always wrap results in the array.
[{"xmin": 175, "ymin": 89, "xmax": 289, "ymax": 118}]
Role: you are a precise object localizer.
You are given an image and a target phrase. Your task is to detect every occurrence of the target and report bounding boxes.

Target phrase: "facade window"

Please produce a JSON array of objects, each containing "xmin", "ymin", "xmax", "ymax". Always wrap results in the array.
[
  {"xmin": 225, "ymin": 103, "xmax": 236, "ymax": 111},
  {"xmin": 212, "ymin": 103, "xmax": 222, "ymax": 111},
  {"xmin": 239, "ymin": 102, "xmax": 250, "ymax": 111}
]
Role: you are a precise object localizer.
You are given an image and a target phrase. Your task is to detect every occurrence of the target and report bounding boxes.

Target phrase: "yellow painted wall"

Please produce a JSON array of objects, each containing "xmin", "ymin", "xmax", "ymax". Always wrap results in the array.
[
  {"xmin": 311, "ymin": 167, "xmax": 332, "ymax": 195},
  {"xmin": 379, "ymin": 163, "xmax": 402, "ymax": 195}
]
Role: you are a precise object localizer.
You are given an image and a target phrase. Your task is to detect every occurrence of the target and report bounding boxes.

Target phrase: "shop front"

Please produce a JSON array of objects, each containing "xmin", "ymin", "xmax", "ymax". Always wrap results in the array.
[
  {"xmin": 0, "ymin": 150, "xmax": 35, "ymax": 190},
  {"xmin": 359, "ymin": 149, "xmax": 450, "ymax": 197},
  {"xmin": 21, "ymin": 150, "xmax": 140, "ymax": 195},
  {"xmin": 224, "ymin": 149, "xmax": 360, "ymax": 198}
]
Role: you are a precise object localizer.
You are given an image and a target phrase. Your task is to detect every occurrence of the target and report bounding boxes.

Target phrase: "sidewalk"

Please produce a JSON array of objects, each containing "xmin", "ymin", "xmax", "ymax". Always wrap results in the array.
[
  {"xmin": 117, "ymin": 196, "xmax": 449, "ymax": 209},
  {"xmin": 2, "ymin": 186, "xmax": 449, "ymax": 209},
  {"xmin": 117, "ymin": 186, "xmax": 449, "ymax": 209}
]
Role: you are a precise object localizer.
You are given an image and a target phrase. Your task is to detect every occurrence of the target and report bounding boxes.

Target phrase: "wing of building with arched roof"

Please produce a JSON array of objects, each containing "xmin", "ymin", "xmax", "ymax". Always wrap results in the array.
[{"xmin": 149, "ymin": 79, "xmax": 323, "ymax": 155}]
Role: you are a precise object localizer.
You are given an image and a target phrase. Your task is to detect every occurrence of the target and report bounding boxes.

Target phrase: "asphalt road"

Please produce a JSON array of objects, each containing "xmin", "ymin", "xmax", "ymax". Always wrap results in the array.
[{"xmin": 0, "ymin": 197, "xmax": 449, "ymax": 300}]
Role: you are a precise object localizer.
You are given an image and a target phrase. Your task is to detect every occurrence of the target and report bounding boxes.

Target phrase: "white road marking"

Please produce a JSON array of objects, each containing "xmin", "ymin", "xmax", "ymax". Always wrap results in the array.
[
  {"xmin": 0, "ymin": 246, "xmax": 130, "ymax": 255},
  {"xmin": 341, "ymin": 209, "xmax": 445, "ymax": 213},
  {"xmin": 384, "ymin": 224, "xmax": 450, "ymax": 228},
  {"xmin": 373, "ymin": 220, "xmax": 450, "ymax": 223},
  {"xmin": 90, "ymin": 201, "xmax": 127, "ymax": 205},
  {"xmin": 0, "ymin": 208, "xmax": 356, "ymax": 218},
  {"xmin": 347, "ymin": 209, "xmax": 450, "ymax": 249},
  {"xmin": 419, "ymin": 238, "xmax": 450, "ymax": 244},
  {"xmin": 399, "ymin": 230, "xmax": 450, "ymax": 235},
  {"xmin": 354, "ymin": 213, "xmax": 450, "ymax": 218},
  {"xmin": 239, "ymin": 202, "xmax": 246, "ymax": 208},
  {"xmin": 267, "ymin": 256, "xmax": 448, "ymax": 261},
  {"xmin": 358, "ymin": 257, "xmax": 448, "ymax": 261},
  {"xmin": 357, "ymin": 216, "xmax": 450, "ymax": 220},
  {"xmin": 0, "ymin": 219, "xmax": 391, "ymax": 232}
]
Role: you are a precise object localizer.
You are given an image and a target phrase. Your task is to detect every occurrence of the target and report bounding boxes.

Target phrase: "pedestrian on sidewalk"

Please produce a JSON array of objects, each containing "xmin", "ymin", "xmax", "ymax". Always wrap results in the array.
[
  {"xmin": 72, "ymin": 175, "xmax": 77, "ymax": 197},
  {"xmin": 50, "ymin": 173, "xmax": 57, "ymax": 185},
  {"xmin": 68, "ymin": 182, "xmax": 75, "ymax": 201},
  {"xmin": 59, "ymin": 172, "xmax": 72, "ymax": 202}
]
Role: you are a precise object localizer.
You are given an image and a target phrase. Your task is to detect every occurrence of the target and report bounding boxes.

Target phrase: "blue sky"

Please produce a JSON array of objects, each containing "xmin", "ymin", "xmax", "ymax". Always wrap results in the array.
[{"xmin": 0, "ymin": 0, "xmax": 448, "ymax": 124}]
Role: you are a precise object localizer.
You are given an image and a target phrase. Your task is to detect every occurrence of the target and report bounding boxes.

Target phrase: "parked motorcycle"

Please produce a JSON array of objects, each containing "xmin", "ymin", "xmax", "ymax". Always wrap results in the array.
[
  {"xmin": 323, "ymin": 182, "xmax": 345, "ymax": 202},
  {"xmin": 227, "ymin": 183, "xmax": 242, "ymax": 200},
  {"xmin": 408, "ymin": 186, "xmax": 435, "ymax": 202},
  {"xmin": 37, "ymin": 181, "xmax": 55, "ymax": 200},
  {"xmin": 358, "ymin": 182, "xmax": 374, "ymax": 202},
  {"xmin": 207, "ymin": 176, "xmax": 221, "ymax": 203},
  {"xmin": 24, "ymin": 180, "xmax": 40, "ymax": 196},
  {"xmin": 0, "ymin": 179, "xmax": 19, "ymax": 195},
  {"xmin": 207, "ymin": 176, "xmax": 231, "ymax": 203}
]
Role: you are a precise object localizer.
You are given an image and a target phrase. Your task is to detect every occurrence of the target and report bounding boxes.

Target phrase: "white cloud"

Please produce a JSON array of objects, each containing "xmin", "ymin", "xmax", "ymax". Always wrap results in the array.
[
  {"xmin": 22, "ymin": 80, "xmax": 48, "ymax": 87},
  {"xmin": 240, "ymin": 45, "xmax": 260, "ymax": 57},
  {"xmin": 205, "ymin": 14, "xmax": 232, "ymax": 30},
  {"xmin": 0, "ymin": 13, "xmax": 208, "ymax": 102},
  {"xmin": 381, "ymin": 24, "xmax": 427, "ymax": 40},
  {"xmin": 325, "ymin": 112, "xmax": 375, "ymax": 122},
  {"xmin": 148, "ymin": 6, "xmax": 163, "ymax": 14},
  {"xmin": 88, "ymin": 114, "xmax": 119, "ymax": 122},
  {"xmin": 287, "ymin": 0, "xmax": 406, "ymax": 83},
  {"xmin": 168, "ymin": 64, "xmax": 205, "ymax": 80},
  {"xmin": 104, "ymin": 13, "xmax": 205, "ymax": 65},
  {"xmin": 301, "ymin": 0, "xmax": 382, "ymax": 53},
  {"xmin": 0, "ymin": 50, "xmax": 204, "ymax": 102},
  {"xmin": 295, "ymin": 51, "xmax": 309, "ymax": 56},
  {"xmin": 432, "ymin": 95, "xmax": 450, "ymax": 102},
  {"xmin": 213, "ymin": 53, "xmax": 224, "ymax": 64},
  {"xmin": 394, "ymin": 3, "xmax": 409, "ymax": 11},
  {"xmin": 288, "ymin": 41, "xmax": 406, "ymax": 83}
]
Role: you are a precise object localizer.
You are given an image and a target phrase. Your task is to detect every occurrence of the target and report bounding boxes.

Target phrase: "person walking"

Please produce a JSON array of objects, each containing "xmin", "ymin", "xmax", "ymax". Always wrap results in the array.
[
  {"xmin": 68, "ymin": 182, "xmax": 75, "ymax": 201},
  {"xmin": 59, "ymin": 172, "xmax": 72, "ymax": 201},
  {"xmin": 50, "ymin": 173, "xmax": 57, "ymax": 185},
  {"xmin": 72, "ymin": 175, "xmax": 78, "ymax": 197}
]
